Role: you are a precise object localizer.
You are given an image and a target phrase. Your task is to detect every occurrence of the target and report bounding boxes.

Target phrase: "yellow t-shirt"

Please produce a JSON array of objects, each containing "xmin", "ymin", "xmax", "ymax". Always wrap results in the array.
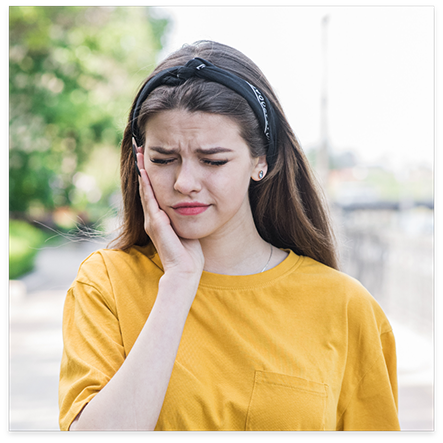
[{"xmin": 59, "ymin": 244, "xmax": 400, "ymax": 431}]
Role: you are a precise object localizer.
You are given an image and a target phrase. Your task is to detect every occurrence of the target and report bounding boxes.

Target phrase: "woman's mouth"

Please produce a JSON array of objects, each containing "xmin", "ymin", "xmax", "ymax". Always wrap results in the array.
[{"xmin": 171, "ymin": 202, "xmax": 210, "ymax": 216}]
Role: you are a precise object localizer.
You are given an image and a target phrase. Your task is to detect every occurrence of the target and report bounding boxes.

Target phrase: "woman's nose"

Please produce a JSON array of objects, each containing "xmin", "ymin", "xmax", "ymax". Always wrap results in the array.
[{"xmin": 173, "ymin": 163, "xmax": 202, "ymax": 195}]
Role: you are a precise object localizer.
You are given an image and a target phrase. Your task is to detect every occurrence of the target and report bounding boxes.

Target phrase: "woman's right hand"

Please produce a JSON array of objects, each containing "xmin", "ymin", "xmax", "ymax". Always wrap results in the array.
[{"xmin": 136, "ymin": 146, "xmax": 205, "ymax": 279}]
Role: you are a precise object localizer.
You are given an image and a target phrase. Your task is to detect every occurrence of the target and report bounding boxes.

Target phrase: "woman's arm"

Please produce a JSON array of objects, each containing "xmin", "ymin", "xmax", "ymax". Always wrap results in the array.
[
  {"xmin": 70, "ymin": 147, "xmax": 204, "ymax": 430},
  {"xmin": 70, "ymin": 272, "xmax": 200, "ymax": 430}
]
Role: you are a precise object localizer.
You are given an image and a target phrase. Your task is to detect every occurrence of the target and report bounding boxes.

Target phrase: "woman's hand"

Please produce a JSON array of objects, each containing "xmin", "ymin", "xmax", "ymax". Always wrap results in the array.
[{"xmin": 136, "ymin": 147, "xmax": 204, "ymax": 278}]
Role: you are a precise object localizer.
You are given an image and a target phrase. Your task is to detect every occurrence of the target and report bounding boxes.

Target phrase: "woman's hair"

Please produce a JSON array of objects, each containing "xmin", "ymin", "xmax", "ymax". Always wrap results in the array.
[{"xmin": 110, "ymin": 40, "xmax": 339, "ymax": 270}]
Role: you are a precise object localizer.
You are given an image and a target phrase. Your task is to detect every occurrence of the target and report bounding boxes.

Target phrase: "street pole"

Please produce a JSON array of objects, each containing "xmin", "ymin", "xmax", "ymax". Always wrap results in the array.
[{"xmin": 317, "ymin": 14, "xmax": 330, "ymax": 190}]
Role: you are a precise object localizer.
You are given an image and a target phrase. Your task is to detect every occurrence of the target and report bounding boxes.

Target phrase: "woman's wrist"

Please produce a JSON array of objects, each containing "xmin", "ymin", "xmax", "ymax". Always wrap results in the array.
[{"xmin": 157, "ymin": 271, "xmax": 201, "ymax": 309}]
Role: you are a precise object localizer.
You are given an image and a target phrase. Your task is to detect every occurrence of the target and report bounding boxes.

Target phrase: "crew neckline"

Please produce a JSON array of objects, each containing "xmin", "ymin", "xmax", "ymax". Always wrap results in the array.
[
  {"xmin": 199, "ymin": 250, "xmax": 302, "ymax": 289},
  {"xmin": 132, "ymin": 244, "xmax": 303, "ymax": 290}
]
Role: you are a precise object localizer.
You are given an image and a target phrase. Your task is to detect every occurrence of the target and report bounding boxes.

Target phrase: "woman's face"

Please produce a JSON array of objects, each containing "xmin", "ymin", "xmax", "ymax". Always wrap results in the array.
[{"xmin": 143, "ymin": 109, "xmax": 266, "ymax": 240}]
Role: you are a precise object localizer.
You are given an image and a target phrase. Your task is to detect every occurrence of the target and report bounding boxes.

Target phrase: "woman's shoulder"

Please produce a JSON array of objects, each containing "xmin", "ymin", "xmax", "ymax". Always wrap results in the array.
[
  {"xmin": 297, "ymin": 255, "xmax": 363, "ymax": 288},
  {"xmin": 74, "ymin": 242, "xmax": 161, "ymax": 284},
  {"xmin": 297, "ymin": 255, "xmax": 392, "ymax": 333}
]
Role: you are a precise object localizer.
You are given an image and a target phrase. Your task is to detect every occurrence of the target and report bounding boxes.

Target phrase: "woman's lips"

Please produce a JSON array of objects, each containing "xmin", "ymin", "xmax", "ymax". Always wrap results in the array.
[{"xmin": 171, "ymin": 202, "xmax": 210, "ymax": 216}]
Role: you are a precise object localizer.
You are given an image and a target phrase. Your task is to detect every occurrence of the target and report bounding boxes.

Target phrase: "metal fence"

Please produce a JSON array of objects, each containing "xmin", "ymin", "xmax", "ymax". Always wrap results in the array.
[{"xmin": 332, "ymin": 205, "xmax": 434, "ymax": 339}]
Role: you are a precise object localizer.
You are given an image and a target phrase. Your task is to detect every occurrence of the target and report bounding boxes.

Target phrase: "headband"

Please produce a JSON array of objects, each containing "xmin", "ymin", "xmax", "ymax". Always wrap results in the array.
[{"xmin": 131, "ymin": 57, "xmax": 278, "ymax": 175}]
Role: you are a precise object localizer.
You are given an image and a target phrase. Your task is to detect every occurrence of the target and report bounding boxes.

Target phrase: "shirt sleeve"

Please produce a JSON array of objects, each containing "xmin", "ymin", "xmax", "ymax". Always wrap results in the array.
[
  {"xmin": 337, "ymin": 329, "xmax": 400, "ymax": 430},
  {"xmin": 58, "ymin": 253, "xmax": 126, "ymax": 431}
]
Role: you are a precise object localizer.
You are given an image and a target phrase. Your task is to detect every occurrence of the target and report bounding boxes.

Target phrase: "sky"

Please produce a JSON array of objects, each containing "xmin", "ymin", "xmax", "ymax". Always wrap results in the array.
[{"xmin": 151, "ymin": 5, "xmax": 434, "ymax": 173}]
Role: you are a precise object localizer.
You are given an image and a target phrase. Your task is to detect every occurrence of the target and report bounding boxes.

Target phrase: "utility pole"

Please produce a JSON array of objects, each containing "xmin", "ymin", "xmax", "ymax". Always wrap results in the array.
[{"xmin": 317, "ymin": 14, "xmax": 330, "ymax": 189}]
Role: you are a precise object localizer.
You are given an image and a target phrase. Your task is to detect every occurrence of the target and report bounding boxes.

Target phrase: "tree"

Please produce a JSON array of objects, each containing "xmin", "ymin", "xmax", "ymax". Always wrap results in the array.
[{"xmin": 9, "ymin": 6, "xmax": 169, "ymax": 223}]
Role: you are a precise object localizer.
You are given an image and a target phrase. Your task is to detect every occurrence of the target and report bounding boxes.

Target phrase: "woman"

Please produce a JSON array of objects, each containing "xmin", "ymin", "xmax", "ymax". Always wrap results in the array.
[{"xmin": 59, "ymin": 40, "xmax": 400, "ymax": 431}]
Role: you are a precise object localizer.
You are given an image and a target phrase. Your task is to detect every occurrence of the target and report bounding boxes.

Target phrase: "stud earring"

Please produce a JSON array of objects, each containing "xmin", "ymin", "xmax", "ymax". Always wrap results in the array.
[{"xmin": 258, "ymin": 170, "xmax": 264, "ymax": 179}]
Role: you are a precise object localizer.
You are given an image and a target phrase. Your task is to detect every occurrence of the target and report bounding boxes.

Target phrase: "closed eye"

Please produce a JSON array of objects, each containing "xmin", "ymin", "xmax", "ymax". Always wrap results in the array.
[
  {"xmin": 150, "ymin": 158, "xmax": 228, "ymax": 166},
  {"xmin": 150, "ymin": 158, "xmax": 175, "ymax": 165},
  {"xmin": 202, "ymin": 159, "xmax": 229, "ymax": 166}
]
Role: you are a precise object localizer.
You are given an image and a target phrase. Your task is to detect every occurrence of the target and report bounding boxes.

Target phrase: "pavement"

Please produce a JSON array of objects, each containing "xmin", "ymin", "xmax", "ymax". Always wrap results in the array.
[
  {"xmin": 8, "ymin": 240, "xmax": 435, "ymax": 432},
  {"xmin": 9, "ymin": 238, "xmax": 105, "ymax": 432}
]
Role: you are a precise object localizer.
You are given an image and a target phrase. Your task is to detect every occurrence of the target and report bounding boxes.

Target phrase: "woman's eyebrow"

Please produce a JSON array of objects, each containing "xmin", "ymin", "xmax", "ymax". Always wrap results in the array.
[
  {"xmin": 195, "ymin": 147, "xmax": 233, "ymax": 155},
  {"xmin": 149, "ymin": 146, "xmax": 178, "ymax": 154},
  {"xmin": 149, "ymin": 146, "xmax": 233, "ymax": 155}
]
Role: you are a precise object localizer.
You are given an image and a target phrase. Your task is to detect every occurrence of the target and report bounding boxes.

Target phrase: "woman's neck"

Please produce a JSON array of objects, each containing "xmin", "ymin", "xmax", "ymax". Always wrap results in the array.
[{"xmin": 198, "ymin": 212, "xmax": 273, "ymax": 276}]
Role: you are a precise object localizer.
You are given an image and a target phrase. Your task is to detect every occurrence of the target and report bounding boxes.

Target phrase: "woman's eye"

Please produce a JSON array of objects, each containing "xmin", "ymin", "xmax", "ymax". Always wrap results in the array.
[
  {"xmin": 202, "ymin": 159, "xmax": 229, "ymax": 166},
  {"xmin": 150, "ymin": 158, "xmax": 175, "ymax": 165},
  {"xmin": 150, "ymin": 158, "xmax": 228, "ymax": 166}
]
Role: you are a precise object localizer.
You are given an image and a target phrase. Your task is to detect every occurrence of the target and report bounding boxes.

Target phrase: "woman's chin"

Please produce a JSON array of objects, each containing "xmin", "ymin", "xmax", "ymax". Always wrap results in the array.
[{"xmin": 171, "ymin": 224, "xmax": 211, "ymax": 241}]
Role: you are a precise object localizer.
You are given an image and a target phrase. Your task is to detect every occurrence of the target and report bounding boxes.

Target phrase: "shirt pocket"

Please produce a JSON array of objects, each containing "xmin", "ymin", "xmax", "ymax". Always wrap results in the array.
[{"xmin": 245, "ymin": 370, "xmax": 328, "ymax": 431}]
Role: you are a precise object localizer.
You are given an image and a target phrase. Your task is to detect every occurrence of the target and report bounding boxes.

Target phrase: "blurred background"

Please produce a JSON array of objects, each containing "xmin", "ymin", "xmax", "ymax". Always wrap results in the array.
[{"xmin": 8, "ymin": 5, "xmax": 434, "ymax": 431}]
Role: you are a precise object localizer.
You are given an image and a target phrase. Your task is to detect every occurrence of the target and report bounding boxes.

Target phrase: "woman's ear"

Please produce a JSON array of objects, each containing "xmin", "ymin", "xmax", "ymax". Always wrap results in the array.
[{"xmin": 251, "ymin": 155, "xmax": 268, "ymax": 181}]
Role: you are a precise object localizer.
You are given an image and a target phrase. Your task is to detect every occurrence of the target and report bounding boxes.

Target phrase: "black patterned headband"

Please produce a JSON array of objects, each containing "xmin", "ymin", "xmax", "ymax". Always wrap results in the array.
[{"xmin": 131, "ymin": 57, "xmax": 278, "ymax": 175}]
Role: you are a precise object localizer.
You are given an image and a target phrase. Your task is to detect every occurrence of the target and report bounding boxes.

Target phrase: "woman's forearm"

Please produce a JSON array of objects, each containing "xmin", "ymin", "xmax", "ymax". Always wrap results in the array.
[{"xmin": 70, "ymin": 272, "xmax": 200, "ymax": 431}]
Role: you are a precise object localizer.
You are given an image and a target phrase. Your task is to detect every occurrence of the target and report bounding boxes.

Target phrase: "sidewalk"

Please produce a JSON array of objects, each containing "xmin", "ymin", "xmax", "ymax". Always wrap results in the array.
[
  {"xmin": 8, "ymin": 240, "xmax": 434, "ymax": 431},
  {"xmin": 389, "ymin": 319, "xmax": 434, "ymax": 430},
  {"xmin": 9, "ymin": 239, "xmax": 105, "ymax": 431}
]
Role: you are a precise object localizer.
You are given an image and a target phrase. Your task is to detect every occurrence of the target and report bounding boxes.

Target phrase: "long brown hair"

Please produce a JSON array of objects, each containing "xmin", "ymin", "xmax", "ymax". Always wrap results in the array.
[{"xmin": 109, "ymin": 40, "xmax": 339, "ymax": 270}]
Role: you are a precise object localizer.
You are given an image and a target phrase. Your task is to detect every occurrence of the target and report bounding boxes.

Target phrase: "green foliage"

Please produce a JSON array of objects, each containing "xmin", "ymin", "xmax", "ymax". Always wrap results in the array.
[
  {"xmin": 9, "ymin": 220, "xmax": 50, "ymax": 279},
  {"xmin": 9, "ymin": 6, "xmax": 169, "ymax": 220}
]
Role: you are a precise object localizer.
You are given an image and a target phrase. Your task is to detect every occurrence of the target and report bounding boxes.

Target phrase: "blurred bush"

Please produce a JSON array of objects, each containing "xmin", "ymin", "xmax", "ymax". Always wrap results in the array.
[
  {"xmin": 9, "ymin": 6, "xmax": 169, "ymax": 227},
  {"xmin": 9, "ymin": 220, "xmax": 51, "ymax": 279}
]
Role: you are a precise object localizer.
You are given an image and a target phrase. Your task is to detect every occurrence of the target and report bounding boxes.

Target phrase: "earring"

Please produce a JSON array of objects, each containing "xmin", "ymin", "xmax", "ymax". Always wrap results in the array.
[{"xmin": 258, "ymin": 170, "xmax": 264, "ymax": 179}]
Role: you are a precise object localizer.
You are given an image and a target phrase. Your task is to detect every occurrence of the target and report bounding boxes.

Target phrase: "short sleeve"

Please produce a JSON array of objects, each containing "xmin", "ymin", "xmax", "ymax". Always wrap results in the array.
[
  {"xmin": 58, "ymin": 254, "xmax": 126, "ymax": 431},
  {"xmin": 337, "ymin": 330, "xmax": 400, "ymax": 431}
]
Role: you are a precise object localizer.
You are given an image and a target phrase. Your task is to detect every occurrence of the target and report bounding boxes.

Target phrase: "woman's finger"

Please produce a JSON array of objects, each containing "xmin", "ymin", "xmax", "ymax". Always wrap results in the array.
[
  {"xmin": 138, "ymin": 167, "xmax": 161, "ymax": 217},
  {"xmin": 136, "ymin": 150, "xmax": 146, "ymax": 171}
]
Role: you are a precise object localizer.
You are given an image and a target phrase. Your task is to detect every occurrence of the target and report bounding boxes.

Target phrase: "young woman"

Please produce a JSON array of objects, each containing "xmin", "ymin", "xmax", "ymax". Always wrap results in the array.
[{"xmin": 59, "ymin": 40, "xmax": 400, "ymax": 431}]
